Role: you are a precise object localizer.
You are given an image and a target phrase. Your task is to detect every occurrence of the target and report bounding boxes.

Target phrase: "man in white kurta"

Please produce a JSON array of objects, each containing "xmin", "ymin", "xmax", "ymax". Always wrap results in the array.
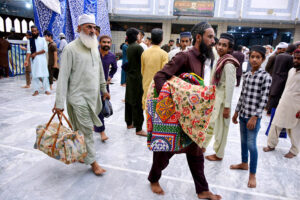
[
  {"xmin": 263, "ymin": 50, "xmax": 300, "ymax": 158},
  {"xmin": 25, "ymin": 26, "xmax": 50, "ymax": 96},
  {"xmin": 55, "ymin": 14, "xmax": 109, "ymax": 175},
  {"xmin": 203, "ymin": 33, "xmax": 239, "ymax": 161}
]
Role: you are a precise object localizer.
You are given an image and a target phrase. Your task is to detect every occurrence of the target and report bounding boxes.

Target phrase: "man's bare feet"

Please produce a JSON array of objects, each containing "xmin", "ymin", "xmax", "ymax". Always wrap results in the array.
[
  {"xmin": 91, "ymin": 161, "xmax": 106, "ymax": 175},
  {"xmin": 136, "ymin": 130, "xmax": 147, "ymax": 137},
  {"xmin": 230, "ymin": 162, "xmax": 248, "ymax": 170},
  {"xmin": 127, "ymin": 124, "xmax": 134, "ymax": 129},
  {"xmin": 100, "ymin": 131, "xmax": 109, "ymax": 142},
  {"xmin": 198, "ymin": 191, "xmax": 222, "ymax": 200},
  {"xmin": 150, "ymin": 182, "xmax": 164, "ymax": 195},
  {"xmin": 284, "ymin": 151, "xmax": 296, "ymax": 158},
  {"xmin": 22, "ymin": 85, "xmax": 30, "ymax": 88},
  {"xmin": 248, "ymin": 173, "xmax": 256, "ymax": 188},
  {"xmin": 205, "ymin": 154, "xmax": 223, "ymax": 161},
  {"xmin": 263, "ymin": 146, "xmax": 275, "ymax": 152},
  {"xmin": 45, "ymin": 91, "xmax": 51, "ymax": 95},
  {"xmin": 32, "ymin": 91, "xmax": 39, "ymax": 96},
  {"xmin": 121, "ymin": 84, "xmax": 126, "ymax": 87}
]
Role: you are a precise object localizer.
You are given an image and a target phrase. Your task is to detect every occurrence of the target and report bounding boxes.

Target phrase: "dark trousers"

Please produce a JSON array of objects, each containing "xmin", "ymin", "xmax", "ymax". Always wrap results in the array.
[
  {"xmin": 94, "ymin": 112, "xmax": 105, "ymax": 133},
  {"xmin": 267, "ymin": 95, "xmax": 281, "ymax": 114},
  {"xmin": 125, "ymin": 102, "xmax": 144, "ymax": 132},
  {"xmin": 236, "ymin": 75, "xmax": 241, "ymax": 86},
  {"xmin": 94, "ymin": 97, "xmax": 105, "ymax": 133},
  {"xmin": 48, "ymin": 65, "xmax": 54, "ymax": 85},
  {"xmin": 48, "ymin": 66, "xmax": 59, "ymax": 85},
  {"xmin": 0, "ymin": 66, "xmax": 9, "ymax": 77},
  {"xmin": 53, "ymin": 68, "xmax": 59, "ymax": 80},
  {"xmin": 148, "ymin": 145, "xmax": 209, "ymax": 194}
]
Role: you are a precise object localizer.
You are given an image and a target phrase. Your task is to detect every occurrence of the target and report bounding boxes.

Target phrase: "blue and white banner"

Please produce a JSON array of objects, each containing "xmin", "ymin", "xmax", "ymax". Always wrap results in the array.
[{"xmin": 32, "ymin": 0, "xmax": 111, "ymax": 44}]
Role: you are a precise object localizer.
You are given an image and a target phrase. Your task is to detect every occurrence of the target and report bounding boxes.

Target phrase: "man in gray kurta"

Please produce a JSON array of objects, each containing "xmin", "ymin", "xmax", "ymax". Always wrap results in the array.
[{"xmin": 54, "ymin": 14, "xmax": 110, "ymax": 175}]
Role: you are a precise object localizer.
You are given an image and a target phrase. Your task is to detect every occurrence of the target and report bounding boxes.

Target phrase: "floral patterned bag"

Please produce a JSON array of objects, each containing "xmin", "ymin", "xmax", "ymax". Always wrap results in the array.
[
  {"xmin": 35, "ymin": 111, "xmax": 87, "ymax": 164},
  {"xmin": 146, "ymin": 73, "xmax": 215, "ymax": 152}
]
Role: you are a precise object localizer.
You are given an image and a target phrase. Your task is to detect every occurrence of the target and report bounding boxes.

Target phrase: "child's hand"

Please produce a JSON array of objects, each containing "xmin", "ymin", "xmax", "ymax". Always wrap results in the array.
[
  {"xmin": 247, "ymin": 116, "xmax": 257, "ymax": 130},
  {"xmin": 232, "ymin": 112, "xmax": 238, "ymax": 124}
]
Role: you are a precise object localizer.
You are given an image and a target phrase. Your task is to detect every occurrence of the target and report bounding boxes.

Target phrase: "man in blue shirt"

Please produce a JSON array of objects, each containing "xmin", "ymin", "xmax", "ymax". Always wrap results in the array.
[{"xmin": 94, "ymin": 35, "xmax": 118, "ymax": 141}]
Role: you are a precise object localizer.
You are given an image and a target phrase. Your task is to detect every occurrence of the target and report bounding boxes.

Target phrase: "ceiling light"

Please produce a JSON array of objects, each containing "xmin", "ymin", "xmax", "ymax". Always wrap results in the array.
[{"xmin": 26, "ymin": 3, "xmax": 31, "ymax": 9}]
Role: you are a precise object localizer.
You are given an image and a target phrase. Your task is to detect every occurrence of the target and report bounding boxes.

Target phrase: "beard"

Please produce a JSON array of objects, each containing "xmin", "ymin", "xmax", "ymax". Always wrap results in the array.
[
  {"xmin": 294, "ymin": 64, "xmax": 300, "ymax": 69},
  {"xmin": 79, "ymin": 31, "xmax": 98, "ymax": 49},
  {"xmin": 32, "ymin": 34, "xmax": 38, "ymax": 39},
  {"xmin": 199, "ymin": 40, "xmax": 214, "ymax": 60},
  {"xmin": 101, "ymin": 46, "xmax": 110, "ymax": 51}
]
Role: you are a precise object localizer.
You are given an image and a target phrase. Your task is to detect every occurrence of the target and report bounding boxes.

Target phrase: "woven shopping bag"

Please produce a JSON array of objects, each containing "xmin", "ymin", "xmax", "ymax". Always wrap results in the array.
[{"xmin": 35, "ymin": 111, "xmax": 87, "ymax": 164}]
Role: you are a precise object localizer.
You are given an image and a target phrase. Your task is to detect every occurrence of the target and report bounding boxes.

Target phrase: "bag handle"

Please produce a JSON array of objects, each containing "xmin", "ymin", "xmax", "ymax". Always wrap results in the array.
[{"xmin": 37, "ymin": 111, "xmax": 72, "ymax": 154}]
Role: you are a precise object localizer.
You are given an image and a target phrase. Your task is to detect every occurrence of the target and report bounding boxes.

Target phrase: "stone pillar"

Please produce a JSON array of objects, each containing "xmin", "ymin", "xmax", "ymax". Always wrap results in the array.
[
  {"xmin": 216, "ymin": 23, "xmax": 228, "ymax": 38},
  {"xmin": 162, "ymin": 20, "xmax": 172, "ymax": 45},
  {"xmin": 293, "ymin": 24, "xmax": 300, "ymax": 42}
]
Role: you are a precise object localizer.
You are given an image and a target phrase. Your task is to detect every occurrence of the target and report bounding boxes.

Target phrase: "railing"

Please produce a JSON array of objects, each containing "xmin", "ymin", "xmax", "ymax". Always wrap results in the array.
[{"xmin": 7, "ymin": 40, "xmax": 27, "ymax": 77}]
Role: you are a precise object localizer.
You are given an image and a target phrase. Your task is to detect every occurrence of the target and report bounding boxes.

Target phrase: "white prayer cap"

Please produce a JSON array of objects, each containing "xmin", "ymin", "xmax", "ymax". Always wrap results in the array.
[
  {"xmin": 277, "ymin": 42, "xmax": 288, "ymax": 49},
  {"xmin": 78, "ymin": 14, "xmax": 95, "ymax": 26},
  {"xmin": 59, "ymin": 33, "xmax": 65, "ymax": 38}
]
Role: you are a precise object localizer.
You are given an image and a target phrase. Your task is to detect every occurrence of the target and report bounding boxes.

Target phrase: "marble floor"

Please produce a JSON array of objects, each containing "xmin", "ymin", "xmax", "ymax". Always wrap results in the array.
[{"xmin": 0, "ymin": 70, "xmax": 299, "ymax": 200}]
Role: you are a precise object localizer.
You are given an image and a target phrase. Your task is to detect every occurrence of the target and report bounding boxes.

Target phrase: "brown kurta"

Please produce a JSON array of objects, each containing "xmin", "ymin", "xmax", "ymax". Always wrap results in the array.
[
  {"xmin": 0, "ymin": 38, "xmax": 11, "ymax": 68},
  {"xmin": 154, "ymin": 46, "xmax": 205, "ymax": 93}
]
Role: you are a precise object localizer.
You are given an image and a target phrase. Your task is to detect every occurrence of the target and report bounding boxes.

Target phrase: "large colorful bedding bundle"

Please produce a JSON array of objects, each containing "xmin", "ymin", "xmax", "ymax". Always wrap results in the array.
[{"xmin": 146, "ymin": 73, "xmax": 216, "ymax": 152}]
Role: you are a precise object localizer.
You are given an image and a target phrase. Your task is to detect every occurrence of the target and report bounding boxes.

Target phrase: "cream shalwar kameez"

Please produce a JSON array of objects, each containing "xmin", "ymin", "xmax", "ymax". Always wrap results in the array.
[
  {"xmin": 267, "ymin": 68, "xmax": 300, "ymax": 155},
  {"xmin": 203, "ymin": 61, "xmax": 236, "ymax": 158},
  {"xmin": 55, "ymin": 38, "xmax": 107, "ymax": 165}
]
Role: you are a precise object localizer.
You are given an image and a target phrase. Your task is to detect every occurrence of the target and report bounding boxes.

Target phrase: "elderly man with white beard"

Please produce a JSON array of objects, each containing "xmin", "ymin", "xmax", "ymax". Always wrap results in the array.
[{"xmin": 54, "ymin": 14, "xmax": 110, "ymax": 175}]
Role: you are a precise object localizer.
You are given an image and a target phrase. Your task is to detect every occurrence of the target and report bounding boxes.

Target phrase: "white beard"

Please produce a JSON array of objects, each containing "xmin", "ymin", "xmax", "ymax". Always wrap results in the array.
[{"xmin": 79, "ymin": 31, "xmax": 98, "ymax": 49}]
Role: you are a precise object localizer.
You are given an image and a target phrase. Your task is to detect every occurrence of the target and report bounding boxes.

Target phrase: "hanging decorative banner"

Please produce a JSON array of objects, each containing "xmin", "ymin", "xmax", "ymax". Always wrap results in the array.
[
  {"xmin": 32, "ymin": 0, "xmax": 111, "ymax": 44},
  {"xmin": 40, "ymin": 0, "xmax": 61, "ymax": 14},
  {"xmin": 173, "ymin": 0, "xmax": 215, "ymax": 17}
]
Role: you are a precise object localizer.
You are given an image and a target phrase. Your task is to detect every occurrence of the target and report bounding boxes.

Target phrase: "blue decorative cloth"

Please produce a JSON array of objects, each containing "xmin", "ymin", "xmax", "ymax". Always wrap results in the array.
[
  {"xmin": 265, "ymin": 108, "xmax": 287, "ymax": 138},
  {"xmin": 32, "ymin": 0, "xmax": 111, "ymax": 45}
]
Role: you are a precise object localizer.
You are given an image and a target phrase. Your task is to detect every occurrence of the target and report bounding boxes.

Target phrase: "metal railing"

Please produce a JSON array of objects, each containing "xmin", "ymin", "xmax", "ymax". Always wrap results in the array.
[{"xmin": 7, "ymin": 40, "xmax": 28, "ymax": 77}]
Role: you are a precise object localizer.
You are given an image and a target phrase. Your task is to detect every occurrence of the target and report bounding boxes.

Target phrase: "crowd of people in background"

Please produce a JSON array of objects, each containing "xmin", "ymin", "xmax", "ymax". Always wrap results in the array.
[{"xmin": 1, "ymin": 14, "xmax": 300, "ymax": 200}]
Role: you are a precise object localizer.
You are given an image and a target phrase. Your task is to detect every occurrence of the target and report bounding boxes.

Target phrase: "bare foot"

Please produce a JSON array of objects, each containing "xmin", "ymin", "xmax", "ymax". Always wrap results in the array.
[
  {"xmin": 198, "ymin": 191, "xmax": 222, "ymax": 200},
  {"xmin": 100, "ymin": 132, "xmax": 109, "ymax": 142},
  {"xmin": 136, "ymin": 130, "xmax": 147, "ymax": 137},
  {"xmin": 121, "ymin": 99, "xmax": 125, "ymax": 103},
  {"xmin": 21, "ymin": 85, "xmax": 30, "ymax": 88},
  {"xmin": 201, "ymin": 148, "xmax": 206, "ymax": 153},
  {"xmin": 284, "ymin": 151, "xmax": 296, "ymax": 158},
  {"xmin": 230, "ymin": 163, "xmax": 248, "ymax": 170},
  {"xmin": 78, "ymin": 159, "xmax": 85, "ymax": 164},
  {"xmin": 205, "ymin": 154, "xmax": 222, "ymax": 161},
  {"xmin": 150, "ymin": 182, "xmax": 164, "ymax": 195},
  {"xmin": 248, "ymin": 173, "xmax": 256, "ymax": 188},
  {"xmin": 32, "ymin": 91, "xmax": 39, "ymax": 96},
  {"xmin": 91, "ymin": 161, "xmax": 106, "ymax": 175},
  {"xmin": 127, "ymin": 124, "xmax": 134, "ymax": 129},
  {"xmin": 263, "ymin": 146, "xmax": 275, "ymax": 152},
  {"xmin": 121, "ymin": 84, "xmax": 126, "ymax": 87},
  {"xmin": 45, "ymin": 91, "xmax": 51, "ymax": 95}
]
